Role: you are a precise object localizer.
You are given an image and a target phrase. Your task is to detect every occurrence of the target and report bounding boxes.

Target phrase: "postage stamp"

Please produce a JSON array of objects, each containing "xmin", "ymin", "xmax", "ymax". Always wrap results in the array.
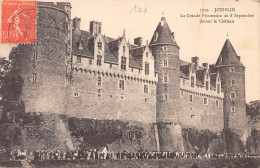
[{"xmin": 1, "ymin": 0, "xmax": 36, "ymax": 44}]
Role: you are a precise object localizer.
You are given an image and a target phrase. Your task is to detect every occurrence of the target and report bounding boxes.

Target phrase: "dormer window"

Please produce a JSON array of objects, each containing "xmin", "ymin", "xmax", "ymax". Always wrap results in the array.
[
  {"xmin": 97, "ymin": 55, "xmax": 102, "ymax": 66},
  {"xmin": 145, "ymin": 63, "xmax": 149, "ymax": 75},
  {"xmin": 77, "ymin": 40, "xmax": 83, "ymax": 50},
  {"xmin": 217, "ymin": 84, "xmax": 220, "ymax": 93},
  {"xmin": 77, "ymin": 56, "xmax": 81, "ymax": 63},
  {"xmin": 162, "ymin": 46, "xmax": 167, "ymax": 51},
  {"xmin": 230, "ymin": 67, "xmax": 235, "ymax": 72},
  {"xmin": 191, "ymin": 76, "xmax": 195, "ymax": 88},
  {"xmin": 97, "ymin": 42, "xmax": 102, "ymax": 50},
  {"xmin": 154, "ymin": 32, "xmax": 158, "ymax": 41},
  {"xmin": 121, "ymin": 56, "xmax": 126, "ymax": 70},
  {"xmin": 79, "ymin": 41, "xmax": 83, "ymax": 50},
  {"xmin": 206, "ymin": 81, "xmax": 209, "ymax": 90}
]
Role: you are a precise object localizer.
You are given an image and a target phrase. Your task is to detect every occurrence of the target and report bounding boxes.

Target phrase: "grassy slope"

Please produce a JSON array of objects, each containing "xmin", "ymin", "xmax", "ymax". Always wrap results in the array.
[{"xmin": 31, "ymin": 158, "xmax": 260, "ymax": 168}]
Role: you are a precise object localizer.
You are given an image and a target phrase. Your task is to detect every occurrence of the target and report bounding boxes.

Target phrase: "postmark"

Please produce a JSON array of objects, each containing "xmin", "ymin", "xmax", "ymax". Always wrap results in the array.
[{"xmin": 1, "ymin": 0, "xmax": 36, "ymax": 44}]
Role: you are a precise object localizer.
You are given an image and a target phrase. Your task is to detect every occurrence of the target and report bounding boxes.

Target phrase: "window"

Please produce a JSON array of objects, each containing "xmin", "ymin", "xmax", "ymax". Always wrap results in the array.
[
  {"xmin": 36, "ymin": 41, "xmax": 40, "ymax": 46},
  {"xmin": 121, "ymin": 57, "xmax": 126, "ymax": 70},
  {"xmin": 146, "ymin": 52, "xmax": 148, "ymax": 57},
  {"xmin": 206, "ymin": 81, "xmax": 209, "ymax": 90},
  {"xmin": 144, "ymin": 84, "xmax": 148, "ymax": 93},
  {"xmin": 77, "ymin": 56, "xmax": 81, "ymax": 63},
  {"xmin": 123, "ymin": 46, "xmax": 126, "ymax": 53},
  {"xmin": 97, "ymin": 42, "xmax": 102, "ymax": 50},
  {"xmin": 230, "ymin": 67, "xmax": 235, "ymax": 72},
  {"xmin": 231, "ymin": 101, "xmax": 235, "ymax": 106},
  {"xmin": 145, "ymin": 63, "xmax": 149, "ymax": 75},
  {"xmin": 231, "ymin": 80, "xmax": 235, "ymax": 85},
  {"xmin": 163, "ymin": 75, "xmax": 168, "ymax": 83},
  {"xmin": 217, "ymin": 84, "xmax": 220, "ymax": 93},
  {"xmin": 98, "ymin": 89, "xmax": 101, "ymax": 97},
  {"xmin": 203, "ymin": 97, "xmax": 208, "ymax": 105},
  {"xmin": 97, "ymin": 55, "xmax": 102, "ymax": 66},
  {"xmin": 164, "ymin": 85, "xmax": 167, "ymax": 92},
  {"xmin": 119, "ymin": 80, "xmax": 124, "ymax": 90},
  {"xmin": 110, "ymin": 64, "xmax": 112, "ymax": 68},
  {"xmin": 78, "ymin": 41, "xmax": 83, "ymax": 50},
  {"xmin": 183, "ymin": 79, "xmax": 185, "ymax": 86},
  {"xmin": 231, "ymin": 106, "xmax": 235, "ymax": 112},
  {"xmin": 181, "ymin": 90, "xmax": 184, "ymax": 95},
  {"xmin": 98, "ymin": 76, "xmax": 101, "ymax": 87},
  {"xmin": 189, "ymin": 95, "xmax": 193, "ymax": 102},
  {"xmin": 163, "ymin": 46, "xmax": 167, "ymax": 51},
  {"xmin": 73, "ymin": 92, "xmax": 79, "ymax": 97},
  {"xmin": 33, "ymin": 51, "xmax": 38, "ymax": 60},
  {"xmin": 89, "ymin": 59, "xmax": 92, "ymax": 65},
  {"xmin": 191, "ymin": 76, "xmax": 195, "ymax": 88},
  {"xmin": 230, "ymin": 92, "xmax": 236, "ymax": 99},
  {"xmin": 216, "ymin": 99, "xmax": 219, "ymax": 107},
  {"xmin": 32, "ymin": 73, "xmax": 37, "ymax": 82},
  {"xmin": 154, "ymin": 32, "xmax": 158, "ymax": 41},
  {"xmin": 163, "ymin": 93, "xmax": 168, "ymax": 100},
  {"xmin": 163, "ymin": 60, "xmax": 168, "ymax": 67}
]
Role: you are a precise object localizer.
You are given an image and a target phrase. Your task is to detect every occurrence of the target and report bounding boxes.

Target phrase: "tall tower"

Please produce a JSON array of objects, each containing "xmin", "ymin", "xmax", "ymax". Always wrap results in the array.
[
  {"xmin": 215, "ymin": 38, "xmax": 248, "ymax": 143},
  {"xmin": 11, "ymin": 2, "xmax": 72, "ymax": 114},
  {"xmin": 150, "ymin": 17, "xmax": 184, "ymax": 152}
]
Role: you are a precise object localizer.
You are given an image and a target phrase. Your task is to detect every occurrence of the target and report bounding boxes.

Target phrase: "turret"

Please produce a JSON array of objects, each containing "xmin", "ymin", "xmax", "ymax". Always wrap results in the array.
[
  {"xmin": 150, "ymin": 17, "xmax": 184, "ymax": 152},
  {"xmin": 215, "ymin": 38, "xmax": 248, "ymax": 144}
]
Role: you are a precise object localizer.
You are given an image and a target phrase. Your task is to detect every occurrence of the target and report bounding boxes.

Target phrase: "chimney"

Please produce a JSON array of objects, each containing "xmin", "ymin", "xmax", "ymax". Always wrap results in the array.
[
  {"xmin": 73, "ymin": 17, "xmax": 81, "ymax": 33},
  {"xmin": 202, "ymin": 63, "xmax": 209, "ymax": 68},
  {"xmin": 90, "ymin": 21, "xmax": 102, "ymax": 36},
  {"xmin": 191, "ymin": 56, "xmax": 199, "ymax": 69},
  {"xmin": 134, "ymin": 37, "xmax": 143, "ymax": 47}
]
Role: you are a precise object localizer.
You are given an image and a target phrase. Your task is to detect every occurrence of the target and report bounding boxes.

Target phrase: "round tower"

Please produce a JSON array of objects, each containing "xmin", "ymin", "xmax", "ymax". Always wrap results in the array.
[
  {"xmin": 149, "ymin": 17, "xmax": 184, "ymax": 152},
  {"xmin": 215, "ymin": 38, "xmax": 248, "ymax": 143},
  {"xmin": 14, "ymin": 2, "xmax": 72, "ymax": 114}
]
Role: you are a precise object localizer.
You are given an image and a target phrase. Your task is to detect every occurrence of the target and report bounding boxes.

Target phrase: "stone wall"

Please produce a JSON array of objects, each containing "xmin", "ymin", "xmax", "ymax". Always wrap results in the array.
[
  {"xmin": 66, "ymin": 68, "xmax": 157, "ymax": 123},
  {"xmin": 180, "ymin": 88, "xmax": 224, "ymax": 132}
]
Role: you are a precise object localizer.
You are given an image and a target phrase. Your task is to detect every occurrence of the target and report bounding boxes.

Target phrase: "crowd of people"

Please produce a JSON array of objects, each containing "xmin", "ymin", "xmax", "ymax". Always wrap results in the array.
[{"xmin": 7, "ymin": 149, "xmax": 254, "ymax": 161}]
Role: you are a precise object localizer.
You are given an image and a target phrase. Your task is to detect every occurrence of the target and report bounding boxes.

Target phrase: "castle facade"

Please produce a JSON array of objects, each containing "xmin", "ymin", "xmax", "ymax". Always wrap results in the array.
[{"xmin": 10, "ymin": 2, "xmax": 248, "ymax": 151}]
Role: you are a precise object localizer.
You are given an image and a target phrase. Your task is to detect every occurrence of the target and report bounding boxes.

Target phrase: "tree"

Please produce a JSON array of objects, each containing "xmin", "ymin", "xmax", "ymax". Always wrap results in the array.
[
  {"xmin": 246, "ymin": 101, "xmax": 260, "ymax": 119},
  {"xmin": 0, "ymin": 56, "xmax": 25, "ymax": 122},
  {"xmin": 0, "ymin": 55, "xmax": 25, "ymax": 150}
]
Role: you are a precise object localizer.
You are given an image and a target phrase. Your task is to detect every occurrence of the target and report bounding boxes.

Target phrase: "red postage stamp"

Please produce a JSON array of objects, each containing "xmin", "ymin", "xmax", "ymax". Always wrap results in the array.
[{"xmin": 1, "ymin": 0, "xmax": 36, "ymax": 44}]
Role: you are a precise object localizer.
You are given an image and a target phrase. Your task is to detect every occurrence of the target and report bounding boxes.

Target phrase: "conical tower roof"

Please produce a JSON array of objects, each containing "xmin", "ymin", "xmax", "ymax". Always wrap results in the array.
[
  {"xmin": 149, "ymin": 17, "xmax": 178, "ymax": 47},
  {"xmin": 215, "ymin": 39, "xmax": 242, "ymax": 66}
]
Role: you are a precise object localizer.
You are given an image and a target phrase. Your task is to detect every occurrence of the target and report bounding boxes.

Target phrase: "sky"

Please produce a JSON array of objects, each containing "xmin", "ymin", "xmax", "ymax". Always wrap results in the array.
[{"xmin": 0, "ymin": 0, "xmax": 259, "ymax": 102}]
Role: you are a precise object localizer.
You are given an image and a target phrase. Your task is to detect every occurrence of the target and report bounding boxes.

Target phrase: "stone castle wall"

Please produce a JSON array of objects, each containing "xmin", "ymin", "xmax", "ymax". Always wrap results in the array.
[
  {"xmin": 180, "ymin": 87, "xmax": 224, "ymax": 131},
  {"xmin": 66, "ymin": 67, "xmax": 157, "ymax": 123}
]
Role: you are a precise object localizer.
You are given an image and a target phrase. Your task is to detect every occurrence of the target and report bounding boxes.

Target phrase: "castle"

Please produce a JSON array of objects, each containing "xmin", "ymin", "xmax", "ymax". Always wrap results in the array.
[{"xmin": 10, "ymin": 2, "xmax": 248, "ymax": 151}]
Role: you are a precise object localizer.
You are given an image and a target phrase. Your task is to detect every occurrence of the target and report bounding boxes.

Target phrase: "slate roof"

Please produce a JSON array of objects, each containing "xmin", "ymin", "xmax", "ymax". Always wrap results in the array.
[
  {"xmin": 130, "ymin": 47, "xmax": 144, "ymax": 68},
  {"xmin": 149, "ymin": 17, "xmax": 178, "ymax": 47},
  {"xmin": 72, "ymin": 30, "xmax": 142, "ymax": 67},
  {"xmin": 72, "ymin": 30, "xmax": 93, "ymax": 57},
  {"xmin": 180, "ymin": 64, "xmax": 190, "ymax": 78},
  {"xmin": 215, "ymin": 39, "xmax": 242, "ymax": 66}
]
